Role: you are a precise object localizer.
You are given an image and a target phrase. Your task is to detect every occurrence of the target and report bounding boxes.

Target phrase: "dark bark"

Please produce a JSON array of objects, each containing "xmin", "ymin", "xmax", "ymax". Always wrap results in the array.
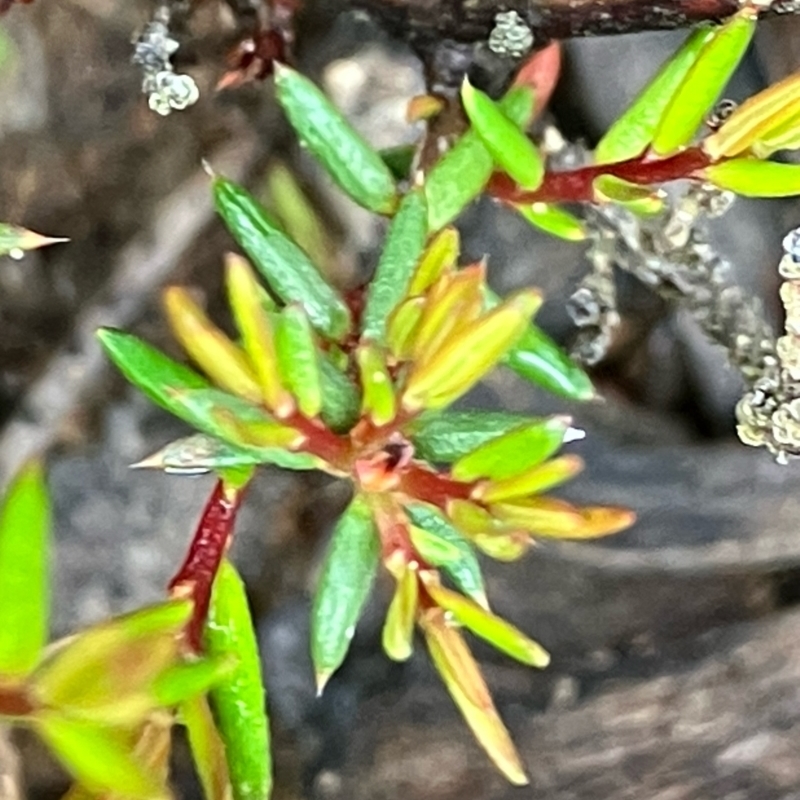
[{"xmin": 352, "ymin": 0, "xmax": 799, "ymax": 47}]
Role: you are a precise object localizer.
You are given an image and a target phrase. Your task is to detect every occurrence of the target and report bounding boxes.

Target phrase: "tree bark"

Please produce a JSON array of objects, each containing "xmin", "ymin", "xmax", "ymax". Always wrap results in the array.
[{"xmin": 353, "ymin": 0, "xmax": 800, "ymax": 46}]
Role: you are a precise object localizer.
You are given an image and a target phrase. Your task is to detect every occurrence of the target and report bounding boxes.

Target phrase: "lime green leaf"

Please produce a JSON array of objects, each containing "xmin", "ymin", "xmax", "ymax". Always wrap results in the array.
[
  {"xmin": 704, "ymin": 158, "xmax": 800, "ymax": 197},
  {"xmin": 503, "ymin": 324, "xmax": 596, "ymax": 400},
  {"xmin": 461, "ymin": 79, "xmax": 543, "ymax": 190},
  {"xmin": 152, "ymin": 656, "xmax": 235, "ymax": 707},
  {"xmin": 381, "ymin": 565, "xmax": 418, "ymax": 662},
  {"xmin": 274, "ymin": 304, "xmax": 323, "ymax": 418},
  {"xmin": 319, "ymin": 354, "xmax": 360, "ymax": 433},
  {"xmin": 404, "ymin": 503, "xmax": 487, "ymax": 608},
  {"xmin": 205, "ymin": 560, "xmax": 272, "ymax": 800},
  {"xmin": 36, "ymin": 716, "xmax": 167, "ymax": 800},
  {"xmin": 361, "ymin": 190, "xmax": 428, "ymax": 342},
  {"xmin": 311, "ymin": 494, "xmax": 379, "ymax": 692},
  {"xmin": 0, "ymin": 460, "xmax": 50, "ymax": 676},
  {"xmin": 452, "ymin": 416, "xmax": 571, "ymax": 482},
  {"xmin": 213, "ymin": 177, "xmax": 351, "ymax": 340},
  {"xmin": 0, "ymin": 224, "xmax": 67, "ymax": 258},
  {"xmin": 408, "ymin": 227, "xmax": 460, "ymax": 296},
  {"xmin": 595, "ymin": 27, "xmax": 714, "ymax": 164},
  {"xmin": 133, "ymin": 433, "xmax": 321, "ymax": 474},
  {"xmin": 405, "ymin": 410, "xmax": 543, "ymax": 463},
  {"xmin": 408, "ymin": 525, "xmax": 463, "ymax": 565},
  {"xmin": 182, "ymin": 694, "xmax": 233, "ymax": 800},
  {"xmin": 478, "ymin": 453, "xmax": 584, "ymax": 503},
  {"xmin": 593, "ymin": 175, "xmax": 666, "ymax": 216},
  {"xmin": 515, "ymin": 203, "xmax": 587, "ymax": 241},
  {"xmin": 356, "ymin": 343, "xmax": 397, "ymax": 426},
  {"xmin": 652, "ymin": 11, "xmax": 756, "ymax": 155},
  {"xmin": 274, "ymin": 64, "xmax": 398, "ymax": 214},
  {"xmin": 424, "ymin": 86, "xmax": 534, "ymax": 232},
  {"xmin": 33, "ymin": 600, "xmax": 190, "ymax": 722},
  {"xmin": 424, "ymin": 582, "xmax": 549, "ymax": 668}
]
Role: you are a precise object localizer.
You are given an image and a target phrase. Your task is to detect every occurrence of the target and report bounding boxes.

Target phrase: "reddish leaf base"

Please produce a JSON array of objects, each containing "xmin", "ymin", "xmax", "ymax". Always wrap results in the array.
[
  {"xmin": 0, "ymin": 684, "xmax": 35, "ymax": 716},
  {"xmin": 169, "ymin": 479, "xmax": 244, "ymax": 652}
]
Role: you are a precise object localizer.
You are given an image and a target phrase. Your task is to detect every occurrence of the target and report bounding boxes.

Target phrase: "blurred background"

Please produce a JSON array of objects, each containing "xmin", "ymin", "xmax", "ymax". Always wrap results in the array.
[{"xmin": 2, "ymin": 2, "xmax": 800, "ymax": 797}]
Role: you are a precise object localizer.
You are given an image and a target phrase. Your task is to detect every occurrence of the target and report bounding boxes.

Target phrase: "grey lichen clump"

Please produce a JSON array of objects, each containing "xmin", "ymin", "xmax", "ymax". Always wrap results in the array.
[
  {"xmin": 736, "ymin": 230, "xmax": 800, "ymax": 464},
  {"xmin": 132, "ymin": 5, "xmax": 199, "ymax": 116},
  {"xmin": 488, "ymin": 11, "xmax": 534, "ymax": 58}
]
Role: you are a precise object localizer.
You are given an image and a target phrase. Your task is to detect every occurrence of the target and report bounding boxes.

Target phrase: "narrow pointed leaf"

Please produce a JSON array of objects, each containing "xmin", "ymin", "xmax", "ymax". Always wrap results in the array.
[
  {"xmin": 361, "ymin": 190, "xmax": 428, "ymax": 343},
  {"xmin": 515, "ymin": 203, "xmax": 586, "ymax": 241},
  {"xmin": 404, "ymin": 503, "xmax": 487, "ymax": 608},
  {"xmin": 152, "ymin": 656, "xmax": 235, "ymax": 707},
  {"xmin": 274, "ymin": 304, "xmax": 323, "ymax": 418},
  {"xmin": 408, "ymin": 227, "xmax": 460, "ymax": 296},
  {"xmin": 490, "ymin": 497, "xmax": 602, "ymax": 537},
  {"xmin": 752, "ymin": 108, "xmax": 800, "ymax": 158},
  {"xmin": 387, "ymin": 296, "xmax": 425, "ymax": 360},
  {"xmin": 593, "ymin": 175, "xmax": 666, "ymax": 216},
  {"xmin": 225, "ymin": 253, "xmax": 294, "ymax": 415},
  {"xmin": 425, "ymin": 582, "xmax": 549, "ymax": 668},
  {"xmin": 213, "ymin": 177, "xmax": 351, "ymax": 340},
  {"xmin": 133, "ymin": 433, "xmax": 321, "ymax": 474},
  {"xmin": 420, "ymin": 608, "xmax": 528, "ymax": 785},
  {"xmin": 405, "ymin": 410, "xmax": 543, "ymax": 463},
  {"xmin": 205, "ymin": 559, "xmax": 272, "ymax": 800},
  {"xmin": 274, "ymin": 64, "xmax": 398, "ymax": 214},
  {"xmin": 477, "ymin": 454, "xmax": 584, "ymax": 503},
  {"xmin": 452, "ymin": 416, "xmax": 571, "ymax": 481},
  {"xmin": 652, "ymin": 11, "xmax": 756, "ymax": 155},
  {"xmin": 311, "ymin": 495, "xmax": 380, "ymax": 690},
  {"xmin": 0, "ymin": 223, "xmax": 68, "ymax": 258},
  {"xmin": 36, "ymin": 716, "xmax": 168, "ymax": 800},
  {"xmin": 381, "ymin": 565, "xmax": 418, "ymax": 662},
  {"xmin": 461, "ymin": 79, "xmax": 543, "ymax": 190},
  {"xmin": 408, "ymin": 525, "xmax": 463, "ymax": 565},
  {"xmin": 0, "ymin": 460, "xmax": 50, "ymax": 676},
  {"xmin": 182, "ymin": 694, "xmax": 233, "ymax": 800},
  {"xmin": 595, "ymin": 27, "xmax": 714, "ymax": 164},
  {"xmin": 704, "ymin": 158, "xmax": 800, "ymax": 197},
  {"xmin": 357, "ymin": 343, "xmax": 396, "ymax": 426},
  {"xmin": 504, "ymin": 323, "xmax": 595, "ymax": 399},
  {"xmin": 402, "ymin": 290, "xmax": 541, "ymax": 411},
  {"xmin": 163, "ymin": 286, "xmax": 262, "ymax": 403},
  {"xmin": 424, "ymin": 86, "xmax": 534, "ymax": 232}
]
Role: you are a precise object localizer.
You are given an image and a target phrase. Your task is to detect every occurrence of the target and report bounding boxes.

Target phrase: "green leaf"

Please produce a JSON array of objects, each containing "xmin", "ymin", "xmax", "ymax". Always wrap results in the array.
[
  {"xmin": 595, "ymin": 27, "xmax": 714, "ymax": 164},
  {"xmin": 514, "ymin": 203, "xmax": 587, "ymax": 241},
  {"xmin": 274, "ymin": 304, "xmax": 323, "ymax": 418},
  {"xmin": 134, "ymin": 433, "xmax": 321, "ymax": 474},
  {"xmin": 404, "ymin": 503, "xmax": 487, "ymax": 609},
  {"xmin": 36, "ymin": 716, "xmax": 167, "ymax": 800},
  {"xmin": 381, "ymin": 565, "xmax": 418, "ymax": 662},
  {"xmin": 424, "ymin": 86, "xmax": 534, "ymax": 232},
  {"xmin": 0, "ymin": 460, "xmax": 50, "ymax": 676},
  {"xmin": 703, "ymin": 158, "xmax": 800, "ymax": 197},
  {"xmin": 0, "ymin": 223, "xmax": 67, "ymax": 258},
  {"xmin": 356, "ymin": 343, "xmax": 397, "ymax": 426},
  {"xmin": 503, "ymin": 324, "xmax": 596, "ymax": 400},
  {"xmin": 361, "ymin": 189, "xmax": 428, "ymax": 342},
  {"xmin": 379, "ymin": 145, "xmax": 416, "ymax": 182},
  {"xmin": 311, "ymin": 494, "xmax": 380, "ymax": 691},
  {"xmin": 152, "ymin": 656, "xmax": 235, "ymax": 707},
  {"xmin": 461, "ymin": 79, "xmax": 543, "ymax": 190},
  {"xmin": 593, "ymin": 175, "xmax": 666, "ymax": 216},
  {"xmin": 182, "ymin": 694, "xmax": 233, "ymax": 800},
  {"xmin": 274, "ymin": 64, "xmax": 398, "ymax": 214},
  {"xmin": 405, "ymin": 410, "xmax": 542, "ymax": 463},
  {"xmin": 451, "ymin": 416, "xmax": 572, "ymax": 482},
  {"xmin": 213, "ymin": 177, "xmax": 351, "ymax": 340},
  {"xmin": 652, "ymin": 11, "xmax": 756, "ymax": 155},
  {"xmin": 205, "ymin": 560, "xmax": 272, "ymax": 800},
  {"xmin": 319, "ymin": 355, "xmax": 360, "ymax": 433}
]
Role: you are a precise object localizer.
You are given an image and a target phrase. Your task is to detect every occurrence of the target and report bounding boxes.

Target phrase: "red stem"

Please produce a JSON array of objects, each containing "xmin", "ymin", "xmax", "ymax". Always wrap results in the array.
[
  {"xmin": 397, "ymin": 464, "xmax": 474, "ymax": 508},
  {"xmin": 169, "ymin": 479, "xmax": 245, "ymax": 652},
  {"xmin": 0, "ymin": 684, "xmax": 35, "ymax": 716},
  {"xmin": 489, "ymin": 147, "xmax": 713, "ymax": 205}
]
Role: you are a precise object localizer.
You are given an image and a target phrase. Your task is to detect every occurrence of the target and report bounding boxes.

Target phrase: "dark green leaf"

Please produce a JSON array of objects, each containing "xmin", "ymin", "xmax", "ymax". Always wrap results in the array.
[
  {"xmin": 405, "ymin": 410, "xmax": 542, "ymax": 463},
  {"xmin": 361, "ymin": 190, "xmax": 428, "ymax": 342},
  {"xmin": 205, "ymin": 560, "xmax": 272, "ymax": 800},
  {"xmin": 311, "ymin": 494, "xmax": 379, "ymax": 691},
  {"xmin": 0, "ymin": 460, "xmax": 50, "ymax": 677},
  {"xmin": 274, "ymin": 64, "xmax": 398, "ymax": 214},
  {"xmin": 37, "ymin": 716, "xmax": 167, "ymax": 800},
  {"xmin": 404, "ymin": 503, "xmax": 487, "ymax": 608},
  {"xmin": 379, "ymin": 145, "xmax": 416, "ymax": 181},
  {"xmin": 319, "ymin": 355, "xmax": 360, "ymax": 433},
  {"xmin": 213, "ymin": 177, "xmax": 351, "ymax": 340}
]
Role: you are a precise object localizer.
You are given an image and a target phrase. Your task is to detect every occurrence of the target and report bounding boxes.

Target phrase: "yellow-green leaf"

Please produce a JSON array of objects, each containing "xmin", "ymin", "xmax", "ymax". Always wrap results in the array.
[
  {"xmin": 274, "ymin": 304, "xmax": 323, "ymax": 418},
  {"xmin": 515, "ymin": 203, "xmax": 587, "ymax": 241},
  {"xmin": 704, "ymin": 158, "xmax": 800, "ymax": 197},
  {"xmin": 477, "ymin": 454, "xmax": 584, "ymax": 503},
  {"xmin": 182, "ymin": 694, "xmax": 232, "ymax": 800},
  {"xmin": 356, "ymin": 343, "xmax": 396, "ymax": 426},
  {"xmin": 381, "ymin": 564, "xmax": 418, "ymax": 662}
]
